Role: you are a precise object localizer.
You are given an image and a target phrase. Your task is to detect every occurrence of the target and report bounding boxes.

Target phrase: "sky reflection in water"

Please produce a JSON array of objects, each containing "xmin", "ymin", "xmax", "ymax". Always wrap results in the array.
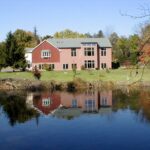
[{"xmin": 0, "ymin": 88, "xmax": 150, "ymax": 150}]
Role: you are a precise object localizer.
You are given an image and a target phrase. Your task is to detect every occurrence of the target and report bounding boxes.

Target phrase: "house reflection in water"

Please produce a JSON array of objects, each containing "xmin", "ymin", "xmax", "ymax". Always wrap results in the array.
[
  {"xmin": 26, "ymin": 90, "xmax": 112, "ymax": 118},
  {"xmin": 26, "ymin": 92, "xmax": 61, "ymax": 115}
]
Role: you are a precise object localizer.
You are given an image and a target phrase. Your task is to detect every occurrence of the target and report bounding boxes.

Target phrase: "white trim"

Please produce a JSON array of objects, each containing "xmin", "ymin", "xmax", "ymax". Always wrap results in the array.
[{"xmin": 32, "ymin": 40, "xmax": 60, "ymax": 53}]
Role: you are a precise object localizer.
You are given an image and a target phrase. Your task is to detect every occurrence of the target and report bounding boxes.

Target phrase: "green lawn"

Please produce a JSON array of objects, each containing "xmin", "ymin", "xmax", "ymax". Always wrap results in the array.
[{"xmin": 0, "ymin": 68, "xmax": 150, "ymax": 82}]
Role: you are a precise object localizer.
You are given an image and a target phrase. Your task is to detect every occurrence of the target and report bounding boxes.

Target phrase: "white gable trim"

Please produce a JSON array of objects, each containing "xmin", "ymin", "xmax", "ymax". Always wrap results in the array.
[{"xmin": 32, "ymin": 40, "xmax": 60, "ymax": 52}]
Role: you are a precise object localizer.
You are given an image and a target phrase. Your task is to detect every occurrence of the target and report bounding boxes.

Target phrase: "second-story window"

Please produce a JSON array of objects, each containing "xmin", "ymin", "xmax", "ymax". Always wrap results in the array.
[
  {"xmin": 101, "ymin": 48, "xmax": 106, "ymax": 56},
  {"xmin": 41, "ymin": 50, "xmax": 51, "ymax": 58},
  {"xmin": 71, "ymin": 48, "xmax": 76, "ymax": 56},
  {"xmin": 84, "ymin": 48, "xmax": 94, "ymax": 56}
]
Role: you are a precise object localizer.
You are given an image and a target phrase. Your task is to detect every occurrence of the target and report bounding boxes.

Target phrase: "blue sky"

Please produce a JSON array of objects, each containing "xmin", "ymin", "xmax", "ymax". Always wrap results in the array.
[{"xmin": 0, "ymin": 0, "xmax": 150, "ymax": 41}]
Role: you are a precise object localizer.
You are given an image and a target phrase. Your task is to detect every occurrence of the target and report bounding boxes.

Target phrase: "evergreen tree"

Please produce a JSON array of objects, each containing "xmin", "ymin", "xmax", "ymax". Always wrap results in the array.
[
  {"xmin": 0, "ymin": 42, "xmax": 6, "ymax": 70},
  {"xmin": 94, "ymin": 30, "xmax": 104, "ymax": 38},
  {"xmin": 33, "ymin": 27, "xmax": 40, "ymax": 44},
  {"xmin": 5, "ymin": 31, "xmax": 27, "ymax": 70}
]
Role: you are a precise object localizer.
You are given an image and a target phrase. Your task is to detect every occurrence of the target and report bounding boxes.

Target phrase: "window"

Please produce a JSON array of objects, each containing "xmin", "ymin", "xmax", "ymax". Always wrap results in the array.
[
  {"xmin": 38, "ymin": 64, "xmax": 45, "ymax": 70},
  {"xmin": 101, "ymin": 97, "xmax": 107, "ymax": 106},
  {"xmin": 82, "ymin": 43, "xmax": 96, "ymax": 47},
  {"xmin": 63, "ymin": 64, "xmax": 68, "ymax": 70},
  {"xmin": 84, "ymin": 48, "xmax": 94, "ymax": 56},
  {"xmin": 71, "ymin": 48, "xmax": 76, "ymax": 56},
  {"xmin": 27, "ymin": 64, "xmax": 30, "ymax": 68},
  {"xmin": 85, "ymin": 100, "xmax": 95, "ymax": 111},
  {"xmin": 85, "ymin": 89, "xmax": 95, "ymax": 96},
  {"xmin": 41, "ymin": 50, "xmax": 51, "ymax": 58},
  {"xmin": 49, "ymin": 64, "xmax": 55, "ymax": 70},
  {"xmin": 42, "ymin": 98, "xmax": 51, "ymax": 107},
  {"xmin": 72, "ymin": 99, "xmax": 78, "ymax": 108},
  {"xmin": 101, "ymin": 63, "xmax": 107, "ymax": 69},
  {"xmin": 101, "ymin": 48, "xmax": 106, "ymax": 56},
  {"xmin": 72, "ymin": 64, "xmax": 77, "ymax": 69},
  {"xmin": 39, "ymin": 64, "xmax": 42, "ymax": 70},
  {"xmin": 85, "ymin": 60, "xmax": 95, "ymax": 69}
]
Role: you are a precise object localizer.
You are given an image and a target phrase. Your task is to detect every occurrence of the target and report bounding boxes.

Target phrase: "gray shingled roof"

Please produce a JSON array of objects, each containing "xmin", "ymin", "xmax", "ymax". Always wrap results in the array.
[{"xmin": 47, "ymin": 38, "xmax": 112, "ymax": 48}]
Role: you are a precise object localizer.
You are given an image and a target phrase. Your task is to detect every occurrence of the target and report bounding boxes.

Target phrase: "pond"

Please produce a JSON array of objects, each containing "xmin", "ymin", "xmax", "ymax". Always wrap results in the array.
[{"xmin": 0, "ymin": 88, "xmax": 150, "ymax": 150}]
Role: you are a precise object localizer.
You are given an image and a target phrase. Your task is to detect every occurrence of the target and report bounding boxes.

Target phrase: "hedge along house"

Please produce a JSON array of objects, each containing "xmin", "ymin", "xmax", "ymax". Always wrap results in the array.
[{"xmin": 32, "ymin": 38, "xmax": 112, "ymax": 70}]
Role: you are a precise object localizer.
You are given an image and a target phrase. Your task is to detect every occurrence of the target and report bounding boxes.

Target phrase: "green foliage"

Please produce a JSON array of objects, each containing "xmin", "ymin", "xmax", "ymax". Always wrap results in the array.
[
  {"xmin": 0, "ymin": 92, "xmax": 38, "ymax": 126},
  {"xmin": 72, "ymin": 65, "xmax": 77, "ymax": 78},
  {"xmin": 14, "ymin": 29, "xmax": 39, "ymax": 48},
  {"xmin": 67, "ymin": 78, "xmax": 86, "ymax": 92},
  {"xmin": 0, "ymin": 42, "xmax": 6, "ymax": 70},
  {"xmin": 54, "ymin": 29, "xmax": 87, "ymax": 38},
  {"xmin": 111, "ymin": 34, "xmax": 140, "ymax": 66},
  {"xmin": 5, "ymin": 31, "xmax": 27, "ymax": 70},
  {"xmin": 94, "ymin": 30, "xmax": 104, "ymax": 38},
  {"xmin": 33, "ymin": 27, "xmax": 40, "ymax": 44},
  {"xmin": 43, "ymin": 64, "xmax": 54, "ymax": 71},
  {"xmin": 42, "ymin": 35, "xmax": 53, "ymax": 40}
]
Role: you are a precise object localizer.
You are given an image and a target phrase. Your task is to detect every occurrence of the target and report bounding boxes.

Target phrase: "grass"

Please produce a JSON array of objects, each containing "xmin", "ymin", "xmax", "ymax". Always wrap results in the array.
[{"xmin": 0, "ymin": 68, "xmax": 150, "ymax": 82}]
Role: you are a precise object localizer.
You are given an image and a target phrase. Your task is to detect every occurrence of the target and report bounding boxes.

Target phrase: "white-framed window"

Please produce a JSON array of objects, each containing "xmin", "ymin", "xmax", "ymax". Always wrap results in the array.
[
  {"xmin": 101, "ymin": 97, "xmax": 107, "ymax": 106},
  {"xmin": 41, "ymin": 50, "xmax": 51, "ymax": 58},
  {"xmin": 85, "ymin": 99, "xmax": 95, "ymax": 111},
  {"xmin": 71, "ymin": 48, "xmax": 76, "ymax": 56},
  {"xmin": 84, "ymin": 47, "xmax": 94, "ymax": 56},
  {"xmin": 72, "ymin": 64, "xmax": 77, "ymax": 69},
  {"xmin": 42, "ymin": 98, "xmax": 52, "ymax": 107},
  {"xmin": 101, "ymin": 48, "xmax": 106, "ymax": 56},
  {"xmin": 84, "ymin": 60, "xmax": 95, "ymax": 68},
  {"xmin": 101, "ymin": 63, "xmax": 107, "ymax": 69},
  {"xmin": 63, "ymin": 64, "xmax": 68, "ymax": 70}
]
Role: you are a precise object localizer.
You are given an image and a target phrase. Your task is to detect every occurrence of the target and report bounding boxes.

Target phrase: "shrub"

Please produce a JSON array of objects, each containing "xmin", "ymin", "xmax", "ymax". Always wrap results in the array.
[
  {"xmin": 105, "ymin": 68, "xmax": 110, "ymax": 73},
  {"xmin": 43, "ymin": 64, "xmax": 54, "ymax": 71},
  {"xmin": 32, "ymin": 66, "xmax": 41, "ymax": 80},
  {"xmin": 67, "ymin": 78, "xmax": 87, "ymax": 92},
  {"xmin": 72, "ymin": 65, "xmax": 77, "ymax": 78}
]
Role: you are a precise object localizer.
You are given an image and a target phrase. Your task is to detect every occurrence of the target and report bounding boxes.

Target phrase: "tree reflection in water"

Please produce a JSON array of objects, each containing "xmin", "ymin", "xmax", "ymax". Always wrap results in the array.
[
  {"xmin": 112, "ymin": 88, "xmax": 150, "ymax": 123},
  {"xmin": 0, "ymin": 91, "xmax": 39, "ymax": 126}
]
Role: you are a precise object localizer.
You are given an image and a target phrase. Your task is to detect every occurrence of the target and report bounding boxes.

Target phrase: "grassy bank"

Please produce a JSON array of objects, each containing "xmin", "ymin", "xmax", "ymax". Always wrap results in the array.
[{"xmin": 0, "ymin": 68, "xmax": 150, "ymax": 82}]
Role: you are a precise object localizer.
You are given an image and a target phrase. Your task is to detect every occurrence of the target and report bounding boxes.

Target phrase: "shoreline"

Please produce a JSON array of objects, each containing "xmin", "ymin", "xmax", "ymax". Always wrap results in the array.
[{"xmin": 1, "ymin": 78, "xmax": 150, "ymax": 91}]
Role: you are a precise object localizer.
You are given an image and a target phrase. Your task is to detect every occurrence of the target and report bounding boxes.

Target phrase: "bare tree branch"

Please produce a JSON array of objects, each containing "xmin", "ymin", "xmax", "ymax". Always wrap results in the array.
[{"xmin": 120, "ymin": 5, "xmax": 150, "ymax": 19}]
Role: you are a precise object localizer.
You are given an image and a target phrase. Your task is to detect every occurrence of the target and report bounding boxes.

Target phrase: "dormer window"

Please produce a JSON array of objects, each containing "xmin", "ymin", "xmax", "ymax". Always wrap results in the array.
[{"xmin": 41, "ymin": 50, "xmax": 51, "ymax": 58}]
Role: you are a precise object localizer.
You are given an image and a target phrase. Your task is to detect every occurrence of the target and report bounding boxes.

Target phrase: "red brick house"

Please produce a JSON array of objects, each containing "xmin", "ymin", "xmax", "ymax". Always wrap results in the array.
[{"xmin": 31, "ymin": 38, "xmax": 112, "ymax": 70}]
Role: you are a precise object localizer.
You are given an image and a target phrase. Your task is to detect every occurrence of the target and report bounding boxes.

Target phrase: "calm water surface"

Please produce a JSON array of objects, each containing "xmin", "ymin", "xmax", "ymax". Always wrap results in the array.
[{"xmin": 0, "ymin": 88, "xmax": 150, "ymax": 150}]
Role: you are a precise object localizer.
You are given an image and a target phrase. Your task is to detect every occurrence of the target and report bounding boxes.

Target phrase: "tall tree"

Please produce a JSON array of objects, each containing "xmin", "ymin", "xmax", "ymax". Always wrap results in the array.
[
  {"xmin": 42, "ymin": 35, "xmax": 53, "ymax": 40},
  {"xmin": 139, "ymin": 23, "xmax": 150, "ymax": 64},
  {"xmin": 0, "ymin": 42, "xmax": 6, "ymax": 70},
  {"xmin": 93, "ymin": 30, "xmax": 104, "ymax": 38},
  {"xmin": 5, "ymin": 31, "xmax": 27, "ymax": 70},
  {"xmin": 33, "ymin": 27, "xmax": 40, "ymax": 44},
  {"xmin": 96, "ymin": 30, "xmax": 104, "ymax": 38},
  {"xmin": 14, "ymin": 29, "xmax": 38, "ymax": 47},
  {"xmin": 109, "ymin": 32, "xmax": 119, "ymax": 61}
]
